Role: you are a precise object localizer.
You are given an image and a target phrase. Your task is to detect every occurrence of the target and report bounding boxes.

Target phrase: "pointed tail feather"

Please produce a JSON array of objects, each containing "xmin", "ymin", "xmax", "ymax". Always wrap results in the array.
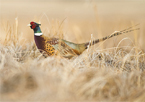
[
  {"xmin": 118, "ymin": 23, "xmax": 139, "ymax": 33},
  {"xmin": 85, "ymin": 24, "xmax": 140, "ymax": 49}
]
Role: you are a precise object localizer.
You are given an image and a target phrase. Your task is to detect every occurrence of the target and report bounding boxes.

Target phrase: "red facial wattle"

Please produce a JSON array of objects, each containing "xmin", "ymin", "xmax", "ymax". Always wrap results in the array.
[
  {"xmin": 31, "ymin": 24, "xmax": 36, "ymax": 29},
  {"xmin": 30, "ymin": 22, "xmax": 36, "ymax": 29}
]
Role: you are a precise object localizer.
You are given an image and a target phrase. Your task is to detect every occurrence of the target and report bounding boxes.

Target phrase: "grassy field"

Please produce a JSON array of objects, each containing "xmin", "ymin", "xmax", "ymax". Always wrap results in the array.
[{"xmin": 0, "ymin": 0, "xmax": 145, "ymax": 101}]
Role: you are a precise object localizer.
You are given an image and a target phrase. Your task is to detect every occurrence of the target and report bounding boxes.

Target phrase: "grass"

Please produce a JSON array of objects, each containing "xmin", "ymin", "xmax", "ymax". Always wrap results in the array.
[
  {"xmin": 0, "ymin": 17, "xmax": 145, "ymax": 101},
  {"xmin": 0, "ymin": 1, "xmax": 145, "ymax": 101}
]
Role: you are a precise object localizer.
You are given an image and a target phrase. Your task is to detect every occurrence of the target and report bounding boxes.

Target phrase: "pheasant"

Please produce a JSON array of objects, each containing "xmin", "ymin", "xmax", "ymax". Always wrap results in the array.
[{"xmin": 28, "ymin": 21, "xmax": 139, "ymax": 58}]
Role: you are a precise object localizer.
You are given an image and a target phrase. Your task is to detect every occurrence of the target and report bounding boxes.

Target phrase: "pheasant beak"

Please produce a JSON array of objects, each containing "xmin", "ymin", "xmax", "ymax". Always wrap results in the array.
[{"xmin": 27, "ymin": 24, "xmax": 31, "ymax": 26}]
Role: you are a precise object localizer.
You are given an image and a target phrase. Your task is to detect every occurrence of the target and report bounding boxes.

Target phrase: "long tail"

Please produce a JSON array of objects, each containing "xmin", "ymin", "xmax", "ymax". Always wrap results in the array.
[{"xmin": 84, "ymin": 24, "xmax": 140, "ymax": 49}]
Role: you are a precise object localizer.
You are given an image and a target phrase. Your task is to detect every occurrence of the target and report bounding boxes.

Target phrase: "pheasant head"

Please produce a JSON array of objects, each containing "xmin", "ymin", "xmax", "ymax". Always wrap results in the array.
[{"xmin": 28, "ymin": 21, "xmax": 42, "ymax": 36}]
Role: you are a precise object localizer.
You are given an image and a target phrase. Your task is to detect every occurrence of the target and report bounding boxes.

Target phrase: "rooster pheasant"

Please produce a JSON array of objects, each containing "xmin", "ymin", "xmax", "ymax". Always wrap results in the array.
[{"xmin": 28, "ymin": 21, "xmax": 139, "ymax": 58}]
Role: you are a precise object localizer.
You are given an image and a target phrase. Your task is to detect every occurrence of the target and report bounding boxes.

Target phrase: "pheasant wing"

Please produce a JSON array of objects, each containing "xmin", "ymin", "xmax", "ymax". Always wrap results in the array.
[{"xmin": 56, "ymin": 41, "xmax": 77, "ymax": 58}]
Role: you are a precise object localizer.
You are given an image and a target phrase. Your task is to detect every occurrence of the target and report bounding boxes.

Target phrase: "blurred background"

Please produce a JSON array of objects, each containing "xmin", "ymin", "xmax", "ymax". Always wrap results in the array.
[{"xmin": 0, "ymin": 0, "xmax": 145, "ymax": 50}]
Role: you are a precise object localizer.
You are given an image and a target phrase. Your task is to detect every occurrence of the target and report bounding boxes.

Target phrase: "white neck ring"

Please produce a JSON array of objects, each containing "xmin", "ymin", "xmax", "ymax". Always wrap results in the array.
[{"xmin": 34, "ymin": 33, "xmax": 43, "ymax": 36}]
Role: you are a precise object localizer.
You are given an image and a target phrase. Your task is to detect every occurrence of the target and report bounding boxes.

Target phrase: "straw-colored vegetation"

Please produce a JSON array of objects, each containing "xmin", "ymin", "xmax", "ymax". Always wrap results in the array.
[
  {"xmin": 0, "ymin": 17, "xmax": 145, "ymax": 101},
  {"xmin": 0, "ymin": 1, "xmax": 145, "ymax": 101}
]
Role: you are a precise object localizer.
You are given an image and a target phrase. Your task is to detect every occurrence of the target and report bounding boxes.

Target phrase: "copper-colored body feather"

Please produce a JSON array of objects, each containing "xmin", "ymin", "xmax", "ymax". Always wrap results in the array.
[{"xmin": 35, "ymin": 35, "xmax": 80, "ymax": 58}]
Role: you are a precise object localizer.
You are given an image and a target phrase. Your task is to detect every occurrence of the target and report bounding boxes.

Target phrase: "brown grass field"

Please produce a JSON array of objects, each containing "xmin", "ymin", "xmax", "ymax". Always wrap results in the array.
[{"xmin": 0, "ymin": 0, "xmax": 145, "ymax": 101}]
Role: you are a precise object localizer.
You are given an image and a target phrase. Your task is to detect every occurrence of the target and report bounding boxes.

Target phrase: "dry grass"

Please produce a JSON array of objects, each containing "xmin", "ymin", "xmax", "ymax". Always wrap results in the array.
[
  {"xmin": 0, "ymin": 1, "xmax": 145, "ymax": 101},
  {"xmin": 0, "ymin": 18, "xmax": 145, "ymax": 102}
]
